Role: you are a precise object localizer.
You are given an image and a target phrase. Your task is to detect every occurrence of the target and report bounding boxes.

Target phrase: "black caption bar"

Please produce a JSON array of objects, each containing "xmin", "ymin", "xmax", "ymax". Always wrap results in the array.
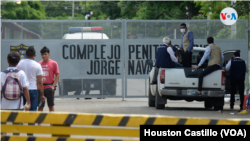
[{"xmin": 140, "ymin": 125, "xmax": 249, "ymax": 140}]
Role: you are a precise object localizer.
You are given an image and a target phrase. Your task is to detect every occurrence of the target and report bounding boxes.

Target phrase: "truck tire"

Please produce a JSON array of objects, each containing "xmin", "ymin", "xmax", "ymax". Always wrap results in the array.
[
  {"xmin": 213, "ymin": 97, "xmax": 224, "ymax": 111},
  {"xmin": 204, "ymin": 99, "xmax": 213, "ymax": 109},
  {"xmin": 148, "ymin": 84, "xmax": 155, "ymax": 107},
  {"xmin": 214, "ymin": 106, "xmax": 223, "ymax": 111},
  {"xmin": 155, "ymin": 84, "xmax": 166, "ymax": 109}
]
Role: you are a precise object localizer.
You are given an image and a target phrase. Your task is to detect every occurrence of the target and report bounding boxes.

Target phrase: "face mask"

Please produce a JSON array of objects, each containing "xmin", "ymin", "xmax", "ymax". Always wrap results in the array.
[{"xmin": 180, "ymin": 29, "xmax": 186, "ymax": 33}]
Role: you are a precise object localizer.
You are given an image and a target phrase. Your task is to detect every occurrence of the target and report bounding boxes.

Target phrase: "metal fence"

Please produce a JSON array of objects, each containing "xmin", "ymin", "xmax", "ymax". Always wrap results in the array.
[{"xmin": 1, "ymin": 20, "xmax": 249, "ymax": 98}]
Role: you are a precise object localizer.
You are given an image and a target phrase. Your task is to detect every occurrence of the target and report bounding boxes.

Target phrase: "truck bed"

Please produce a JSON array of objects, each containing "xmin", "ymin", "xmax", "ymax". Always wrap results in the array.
[
  {"xmin": 149, "ymin": 67, "xmax": 225, "ymax": 98},
  {"xmin": 164, "ymin": 68, "xmax": 225, "ymax": 89}
]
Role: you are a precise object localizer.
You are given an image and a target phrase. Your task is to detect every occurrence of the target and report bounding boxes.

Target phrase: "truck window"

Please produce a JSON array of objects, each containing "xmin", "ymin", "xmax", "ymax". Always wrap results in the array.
[
  {"xmin": 223, "ymin": 52, "xmax": 234, "ymax": 67},
  {"xmin": 178, "ymin": 50, "xmax": 206, "ymax": 67}
]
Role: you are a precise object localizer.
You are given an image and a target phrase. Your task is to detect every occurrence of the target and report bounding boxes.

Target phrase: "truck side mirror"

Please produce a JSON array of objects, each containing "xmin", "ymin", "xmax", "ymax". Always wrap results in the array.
[{"xmin": 146, "ymin": 59, "xmax": 153, "ymax": 66}]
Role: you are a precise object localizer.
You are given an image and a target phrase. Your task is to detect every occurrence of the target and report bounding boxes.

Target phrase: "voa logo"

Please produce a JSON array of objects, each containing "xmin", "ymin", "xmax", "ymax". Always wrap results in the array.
[{"xmin": 220, "ymin": 7, "xmax": 238, "ymax": 25}]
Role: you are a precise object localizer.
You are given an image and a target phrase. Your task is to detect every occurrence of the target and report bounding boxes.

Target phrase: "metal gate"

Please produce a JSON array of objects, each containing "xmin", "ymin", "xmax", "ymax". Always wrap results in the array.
[{"xmin": 1, "ymin": 20, "xmax": 249, "ymax": 99}]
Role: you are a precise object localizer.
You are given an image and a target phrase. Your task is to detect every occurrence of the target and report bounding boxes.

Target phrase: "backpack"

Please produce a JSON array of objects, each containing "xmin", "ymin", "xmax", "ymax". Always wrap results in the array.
[{"xmin": 1, "ymin": 69, "xmax": 23, "ymax": 108}]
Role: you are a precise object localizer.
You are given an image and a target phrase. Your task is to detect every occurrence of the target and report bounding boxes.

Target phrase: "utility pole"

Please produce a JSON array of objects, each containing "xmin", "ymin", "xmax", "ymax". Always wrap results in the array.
[
  {"xmin": 231, "ymin": 0, "xmax": 237, "ymax": 38},
  {"xmin": 72, "ymin": 0, "xmax": 74, "ymax": 18},
  {"xmin": 64, "ymin": 0, "xmax": 82, "ymax": 18}
]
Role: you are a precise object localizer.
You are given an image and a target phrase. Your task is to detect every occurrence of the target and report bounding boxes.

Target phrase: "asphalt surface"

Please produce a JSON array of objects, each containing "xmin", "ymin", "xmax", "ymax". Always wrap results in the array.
[
  {"xmin": 42, "ymin": 98, "xmax": 250, "ymax": 119},
  {"xmin": 5, "ymin": 82, "xmax": 250, "ymax": 140},
  {"xmin": 51, "ymin": 78, "xmax": 250, "ymax": 119}
]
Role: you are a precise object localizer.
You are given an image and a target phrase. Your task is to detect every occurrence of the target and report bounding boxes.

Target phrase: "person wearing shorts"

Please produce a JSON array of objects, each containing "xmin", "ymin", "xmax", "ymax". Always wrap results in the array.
[
  {"xmin": 38, "ymin": 87, "xmax": 55, "ymax": 108},
  {"xmin": 37, "ymin": 46, "xmax": 59, "ymax": 112}
]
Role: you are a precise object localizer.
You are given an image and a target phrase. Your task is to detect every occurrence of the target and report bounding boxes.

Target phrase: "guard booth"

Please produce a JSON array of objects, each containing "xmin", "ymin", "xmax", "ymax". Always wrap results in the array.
[{"xmin": 1, "ymin": 20, "xmax": 249, "ymax": 99}]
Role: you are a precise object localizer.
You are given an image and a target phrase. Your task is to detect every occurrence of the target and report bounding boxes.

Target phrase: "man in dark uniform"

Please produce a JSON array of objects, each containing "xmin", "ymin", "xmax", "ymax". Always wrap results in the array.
[
  {"xmin": 226, "ymin": 51, "xmax": 249, "ymax": 112},
  {"xmin": 150, "ymin": 37, "xmax": 180, "ymax": 84}
]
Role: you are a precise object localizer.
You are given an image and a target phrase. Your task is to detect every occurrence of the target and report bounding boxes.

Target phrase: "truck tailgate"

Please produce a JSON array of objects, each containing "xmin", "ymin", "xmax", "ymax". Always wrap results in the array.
[{"xmin": 164, "ymin": 68, "xmax": 224, "ymax": 89}]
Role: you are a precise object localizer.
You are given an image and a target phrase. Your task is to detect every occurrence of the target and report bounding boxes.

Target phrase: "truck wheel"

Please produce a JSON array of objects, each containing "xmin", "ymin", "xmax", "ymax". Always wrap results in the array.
[
  {"xmin": 213, "ymin": 97, "xmax": 224, "ymax": 111},
  {"xmin": 155, "ymin": 84, "xmax": 166, "ymax": 109},
  {"xmin": 204, "ymin": 99, "xmax": 213, "ymax": 109},
  {"xmin": 214, "ymin": 106, "xmax": 223, "ymax": 111},
  {"xmin": 148, "ymin": 84, "xmax": 155, "ymax": 107}
]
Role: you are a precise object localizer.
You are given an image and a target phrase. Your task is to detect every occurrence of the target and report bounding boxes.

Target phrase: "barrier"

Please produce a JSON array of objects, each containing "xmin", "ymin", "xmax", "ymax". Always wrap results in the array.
[
  {"xmin": 2, "ymin": 98, "xmax": 247, "ymax": 139},
  {"xmin": 243, "ymin": 94, "xmax": 250, "ymax": 110},
  {"xmin": 1, "ymin": 110, "xmax": 250, "ymax": 140},
  {"xmin": 2, "ymin": 110, "xmax": 250, "ymax": 126},
  {"xmin": 0, "ymin": 136, "xmax": 135, "ymax": 141}
]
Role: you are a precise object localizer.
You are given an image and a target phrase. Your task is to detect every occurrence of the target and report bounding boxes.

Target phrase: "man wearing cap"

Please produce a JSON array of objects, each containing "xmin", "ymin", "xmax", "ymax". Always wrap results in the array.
[
  {"xmin": 180, "ymin": 23, "xmax": 194, "ymax": 67},
  {"xmin": 150, "ymin": 37, "xmax": 182, "ymax": 84}
]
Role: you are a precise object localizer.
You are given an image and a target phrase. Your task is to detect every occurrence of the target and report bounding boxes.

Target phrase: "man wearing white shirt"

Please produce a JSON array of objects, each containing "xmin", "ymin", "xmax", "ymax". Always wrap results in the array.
[
  {"xmin": 151, "ymin": 37, "xmax": 182, "ymax": 84},
  {"xmin": 17, "ymin": 47, "xmax": 45, "ymax": 111},
  {"xmin": 193, "ymin": 37, "xmax": 224, "ymax": 96},
  {"xmin": 225, "ymin": 51, "xmax": 248, "ymax": 111}
]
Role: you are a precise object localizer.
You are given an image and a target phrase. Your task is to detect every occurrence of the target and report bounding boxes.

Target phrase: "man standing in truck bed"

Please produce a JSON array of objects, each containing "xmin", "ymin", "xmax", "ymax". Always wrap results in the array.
[{"xmin": 180, "ymin": 23, "xmax": 194, "ymax": 67}]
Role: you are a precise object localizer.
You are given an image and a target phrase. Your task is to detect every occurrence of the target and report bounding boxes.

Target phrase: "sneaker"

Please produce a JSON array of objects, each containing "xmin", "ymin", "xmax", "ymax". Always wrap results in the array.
[{"xmin": 238, "ymin": 110, "xmax": 248, "ymax": 114}]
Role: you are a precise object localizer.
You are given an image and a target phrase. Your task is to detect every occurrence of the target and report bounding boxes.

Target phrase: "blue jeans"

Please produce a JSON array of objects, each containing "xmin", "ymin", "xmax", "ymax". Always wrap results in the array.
[
  {"xmin": 23, "ymin": 90, "xmax": 38, "ymax": 136},
  {"xmin": 23, "ymin": 90, "xmax": 38, "ymax": 111}
]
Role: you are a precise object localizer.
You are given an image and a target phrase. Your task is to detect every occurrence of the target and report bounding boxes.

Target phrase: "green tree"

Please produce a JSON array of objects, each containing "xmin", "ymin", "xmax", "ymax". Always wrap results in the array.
[
  {"xmin": 42, "ymin": 1, "xmax": 90, "ymax": 19},
  {"xmin": 1, "ymin": 1, "xmax": 46, "ymax": 19},
  {"xmin": 194, "ymin": 1, "xmax": 231, "ymax": 19},
  {"xmin": 232, "ymin": 1, "xmax": 250, "ymax": 19},
  {"xmin": 87, "ymin": 1, "xmax": 109, "ymax": 20},
  {"xmin": 95, "ymin": 1, "xmax": 120, "ymax": 19},
  {"xmin": 194, "ymin": 1, "xmax": 249, "ymax": 42},
  {"xmin": 43, "ymin": 1, "xmax": 122, "ymax": 20},
  {"xmin": 117, "ymin": 1, "xmax": 200, "ymax": 20}
]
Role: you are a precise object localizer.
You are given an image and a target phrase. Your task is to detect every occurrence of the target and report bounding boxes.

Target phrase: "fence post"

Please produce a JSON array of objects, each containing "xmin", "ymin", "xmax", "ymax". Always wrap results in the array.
[
  {"xmin": 0, "ymin": 20, "xmax": 3, "ymax": 41},
  {"xmin": 122, "ymin": 19, "xmax": 126, "ymax": 101}
]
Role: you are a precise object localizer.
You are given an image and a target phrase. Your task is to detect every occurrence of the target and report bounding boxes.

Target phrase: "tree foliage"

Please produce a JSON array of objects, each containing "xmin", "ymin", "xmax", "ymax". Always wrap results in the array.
[
  {"xmin": 1, "ymin": 1, "xmax": 46, "ymax": 19},
  {"xmin": 194, "ymin": 1, "xmax": 231, "ymax": 19},
  {"xmin": 232, "ymin": 1, "xmax": 250, "ymax": 19},
  {"xmin": 118, "ymin": 1, "xmax": 201, "ymax": 20}
]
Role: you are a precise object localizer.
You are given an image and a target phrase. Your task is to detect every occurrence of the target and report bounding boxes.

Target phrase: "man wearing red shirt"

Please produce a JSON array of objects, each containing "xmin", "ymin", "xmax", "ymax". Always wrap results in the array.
[{"xmin": 37, "ymin": 46, "xmax": 60, "ymax": 112}]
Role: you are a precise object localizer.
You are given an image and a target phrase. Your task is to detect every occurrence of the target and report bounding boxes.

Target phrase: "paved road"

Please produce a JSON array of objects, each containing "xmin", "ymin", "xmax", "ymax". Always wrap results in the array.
[
  {"xmin": 7, "ymin": 98, "xmax": 248, "ymax": 140},
  {"xmin": 42, "ymin": 98, "xmax": 250, "ymax": 119}
]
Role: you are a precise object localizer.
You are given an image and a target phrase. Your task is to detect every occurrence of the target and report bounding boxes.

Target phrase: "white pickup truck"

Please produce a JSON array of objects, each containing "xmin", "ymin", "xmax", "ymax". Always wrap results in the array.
[{"xmin": 148, "ymin": 47, "xmax": 236, "ymax": 110}]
